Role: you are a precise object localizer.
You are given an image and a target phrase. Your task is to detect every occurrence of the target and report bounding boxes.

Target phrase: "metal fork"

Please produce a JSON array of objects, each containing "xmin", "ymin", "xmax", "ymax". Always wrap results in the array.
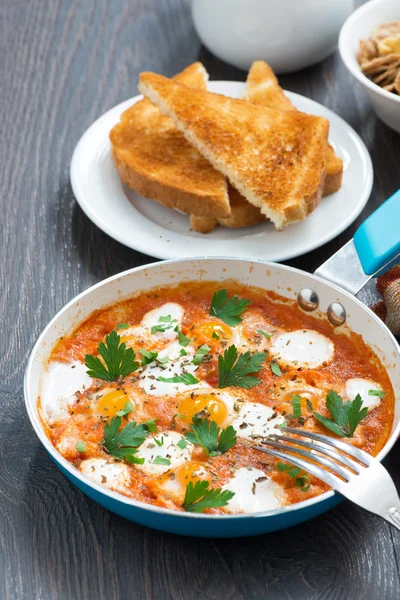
[{"xmin": 252, "ymin": 427, "xmax": 400, "ymax": 530}]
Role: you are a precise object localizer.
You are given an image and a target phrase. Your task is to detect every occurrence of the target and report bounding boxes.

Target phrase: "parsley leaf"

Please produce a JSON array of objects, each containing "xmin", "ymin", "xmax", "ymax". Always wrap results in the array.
[
  {"xmin": 152, "ymin": 456, "xmax": 170, "ymax": 466},
  {"xmin": 277, "ymin": 461, "xmax": 310, "ymax": 491},
  {"xmin": 218, "ymin": 345, "xmax": 266, "ymax": 389},
  {"xmin": 151, "ymin": 315, "xmax": 177, "ymax": 334},
  {"xmin": 102, "ymin": 415, "xmax": 149, "ymax": 459},
  {"xmin": 212, "ymin": 331, "xmax": 220, "ymax": 340},
  {"xmin": 76, "ymin": 441, "xmax": 86, "ymax": 453},
  {"xmin": 291, "ymin": 395, "xmax": 302, "ymax": 418},
  {"xmin": 174, "ymin": 326, "xmax": 191, "ymax": 347},
  {"xmin": 209, "ymin": 289, "xmax": 251, "ymax": 326},
  {"xmin": 177, "ymin": 438, "xmax": 188, "ymax": 450},
  {"xmin": 85, "ymin": 330, "xmax": 139, "ymax": 381},
  {"xmin": 145, "ymin": 419, "xmax": 158, "ymax": 433},
  {"xmin": 192, "ymin": 344, "xmax": 211, "ymax": 365},
  {"xmin": 157, "ymin": 373, "xmax": 199, "ymax": 385},
  {"xmin": 257, "ymin": 329, "xmax": 272, "ymax": 339},
  {"xmin": 313, "ymin": 391, "xmax": 368, "ymax": 437},
  {"xmin": 270, "ymin": 362, "xmax": 282, "ymax": 377},
  {"xmin": 179, "ymin": 348, "xmax": 188, "ymax": 357},
  {"xmin": 185, "ymin": 416, "xmax": 237, "ymax": 456},
  {"xmin": 368, "ymin": 389, "xmax": 385, "ymax": 399},
  {"xmin": 140, "ymin": 348, "xmax": 158, "ymax": 366},
  {"xmin": 116, "ymin": 401, "xmax": 134, "ymax": 417},
  {"xmin": 182, "ymin": 480, "xmax": 235, "ymax": 513},
  {"xmin": 116, "ymin": 323, "xmax": 130, "ymax": 330},
  {"xmin": 125, "ymin": 455, "xmax": 145, "ymax": 465}
]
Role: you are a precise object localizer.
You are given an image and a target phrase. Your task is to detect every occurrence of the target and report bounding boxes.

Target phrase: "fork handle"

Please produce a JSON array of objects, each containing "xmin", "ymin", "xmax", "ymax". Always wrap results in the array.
[{"xmin": 386, "ymin": 507, "xmax": 400, "ymax": 531}]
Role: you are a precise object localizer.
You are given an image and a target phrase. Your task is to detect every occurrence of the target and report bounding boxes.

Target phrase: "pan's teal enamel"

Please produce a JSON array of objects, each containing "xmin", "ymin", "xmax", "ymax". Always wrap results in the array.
[{"xmin": 25, "ymin": 258, "xmax": 400, "ymax": 537}]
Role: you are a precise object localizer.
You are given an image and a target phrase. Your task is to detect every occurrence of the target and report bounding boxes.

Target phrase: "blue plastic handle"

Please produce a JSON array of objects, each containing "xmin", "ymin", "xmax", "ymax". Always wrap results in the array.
[{"xmin": 354, "ymin": 189, "xmax": 400, "ymax": 276}]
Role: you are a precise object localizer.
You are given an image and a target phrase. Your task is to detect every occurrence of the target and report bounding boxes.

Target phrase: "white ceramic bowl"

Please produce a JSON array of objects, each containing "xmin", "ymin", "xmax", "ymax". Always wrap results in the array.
[
  {"xmin": 339, "ymin": 0, "xmax": 400, "ymax": 133},
  {"xmin": 192, "ymin": 0, "xmax": 353, "ymax": 73}
]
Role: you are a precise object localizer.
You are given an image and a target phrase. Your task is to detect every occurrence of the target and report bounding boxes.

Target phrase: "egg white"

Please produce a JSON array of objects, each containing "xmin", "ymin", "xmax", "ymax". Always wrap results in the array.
[
  {"xmin": 269, "ymin": 329, "xmax": 334, "ymax": 370},
  {"xmin": 134, "ymin": 431, "xmax": 193, "ymax": 476},
  {"xmin": 40, "ymin": 361, "xmax": 92, "ymax": 424},
  {"xmin": 222, "ymin": 467, "xmax": 283, "ymax": 513},
  {"xmin": 231, "ymin": 402, "xmax": 285, "ymax": 440},
  {"xmin": 345, "ymin": 378, "xmax": 384, "ymax": 412},
  {"xmin": 80, "ymin": 458, "xmax": 131, "ymax": 491},
  {"xmin": 139, "ymin": 341, "xmax": 201, "ymax": 397}
]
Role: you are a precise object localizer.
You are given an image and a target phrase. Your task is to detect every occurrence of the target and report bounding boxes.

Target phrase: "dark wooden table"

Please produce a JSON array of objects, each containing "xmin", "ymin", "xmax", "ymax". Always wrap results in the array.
[{"xmin": 1, "ymin": 1, "xmax": 399, "ymax": 598}]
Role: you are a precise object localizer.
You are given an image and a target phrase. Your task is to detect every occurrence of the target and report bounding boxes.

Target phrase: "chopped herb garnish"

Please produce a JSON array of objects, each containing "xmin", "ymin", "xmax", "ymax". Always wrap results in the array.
[
  {"xmin": 212, "ymin": 331, "xmax": 220, "ymax": 340},
  {"xmin": 145, "ymin": 419, "xmax": 158, "ymax": 433},
  {"xmin": 177, "ymin": 438, "xmax": 188, "ymax": 450},
  {"xmin": 185, "ymin": 416, "xmax": 237, "ymax": 456},
  {"xmin": 277, "ymin": 461, "xmax": 310, "ymax": 491},
  {"xmin": 125, "ymin": 455, "xmax": 145, "ymax": 465},
  {"xmin": 151, "ymin": 315, "xmax": 177, "ymax": 334},
  {"xmin": 76, "ymin": 441, "xmax": 86, "ymax": 453},
  {"xmin": 157, "ymin": 356, "xmax": 170, "ymax": 365},
  {"xmin": 152, "ymin": 456, "xmax": 171, "ymax": 466},
  {"xmin": 179, "ymin": 348, "xmax": 188, "ymax": 357},
  {"xmin": 116, "ymin": 401, "xmax": 134, "ymax": 417},
  {"xmin": 175, "ymin": 326, "xmax": 191, "ymax": 347},
  {"xmin": 140, "ymin": 348, "xmax": 158, "ymax": 366},
  {"xmin": 292, "ymin": 395, "xmax": 302, "ymax": 418},
  {"xmin": 157, "ymin": 373, "xmax": 199, "ymax": 385},
  {"xmin": 209, "ymin": 289, "xmax": 251, "ymax": 326},
  {"xmin": 306, "ymin": 398, "xmax": 313, "ymax": 412},
  {"xmin": 116, "ymin": 323, "xmax": 130, "ymax": 330},
  {"xmin": 218, "ymin": 344, "xmax": 266, "ymax": 389},
  {"xmin": 85, "ymin": 330, "xmax": 139, "ymax": 382},
  {"xmin": 102, "ymin": 415, "xmax": 149, "ymax": 459},
  {"xmin": 270, "ymin": 362, "xmax": 282, "ymax": 377},
  {"xmin": 192, "ymin": 344, "xmax": 211, "ymax": 365},
  {"xmin": 368, "ymin": 389, "xmax": 385, "ymax": 399},
  {"xmin": 257, "ymin": 329, "xmax": 272, "ymax": 339},
  {"xmin": 313, "ymin": 390, "xmax": 368, "ymax": 438},
  {"xmin": 182, "ymin": 480, "xmax": 234, "ymax": 512}
]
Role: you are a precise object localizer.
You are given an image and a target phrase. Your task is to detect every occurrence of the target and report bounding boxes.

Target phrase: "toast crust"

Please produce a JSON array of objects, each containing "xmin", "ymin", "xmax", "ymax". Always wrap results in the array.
[
  {"xmin": 110, "ymin": 63, "xmax": 231, "ymax": 219},
  {"xmin": 139, "ymin": 72, "xmax": 328, "ymax": 229}
]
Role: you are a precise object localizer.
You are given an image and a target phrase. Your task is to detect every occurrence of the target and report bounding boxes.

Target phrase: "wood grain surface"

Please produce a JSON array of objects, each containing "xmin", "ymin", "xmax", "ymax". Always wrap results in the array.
[{"xmin": 0, "ymin": 0, "xmax": 399, "ymax": 598}]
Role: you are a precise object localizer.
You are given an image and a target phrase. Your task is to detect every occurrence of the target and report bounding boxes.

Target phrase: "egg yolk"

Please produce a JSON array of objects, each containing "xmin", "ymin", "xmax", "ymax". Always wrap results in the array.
[
  {"xmin": 178, "ymin": 392, "xmax": 228, "ymax": 426},
  {"xmin": 174, "ymin": 462, "xmax": 210, "ymax": 487},
  {"xmin": 97, "ymin": 390, "xmax": 130, "ymax": 417},
  {"xmin": 195, "ymin": 321, "xmax": 233, "ymax": 343}
]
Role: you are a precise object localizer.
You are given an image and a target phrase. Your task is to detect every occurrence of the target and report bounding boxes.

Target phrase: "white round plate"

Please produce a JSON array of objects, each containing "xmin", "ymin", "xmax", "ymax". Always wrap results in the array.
[{"xmin": 70, "ymin": 80, "xmax": 373, "ymax": 261}]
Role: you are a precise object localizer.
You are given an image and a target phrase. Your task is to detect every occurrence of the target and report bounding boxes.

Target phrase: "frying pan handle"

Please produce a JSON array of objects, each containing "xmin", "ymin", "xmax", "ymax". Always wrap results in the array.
[
  {"xmin": 354, "ymin": 188, "xmax": 400, "ymax": 276},
  {"xmin": 314, "ymin": 189, "xmax": 400, "ymax": 295}
]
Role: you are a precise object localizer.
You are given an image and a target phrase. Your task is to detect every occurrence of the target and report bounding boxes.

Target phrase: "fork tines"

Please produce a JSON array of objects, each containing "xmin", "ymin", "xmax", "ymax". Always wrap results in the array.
[{"xmin": 252, "ymin": 427, "xmax": 370, "ymax": 487}]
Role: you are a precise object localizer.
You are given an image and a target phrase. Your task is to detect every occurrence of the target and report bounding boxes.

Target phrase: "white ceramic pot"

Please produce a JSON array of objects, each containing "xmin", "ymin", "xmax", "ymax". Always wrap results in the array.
[
  {"xmin": 192, "ymin": 0, "xmax": 353, "ymax": 73},
  {"xmin": 339, "ymin": 0, "xmax": 400, "ymax": 133}
]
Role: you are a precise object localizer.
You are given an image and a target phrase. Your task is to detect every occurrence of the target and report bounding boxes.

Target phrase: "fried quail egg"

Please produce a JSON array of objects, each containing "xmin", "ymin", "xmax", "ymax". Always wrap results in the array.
[
  {"xmin": 345, "ymin": 378, "xmax": 384, "ymax": 412},
  {"xmin": 134, "ymin": 431, "xmax": 194, "ymax": 476},
  {"xmin": 40, "ymin": 361, "xmax": 92, "ymax": 423},
  {"xmin": 176, "ymin": 387, "xmax": 237, "ymax": 427},
  {"xmin": 222, "ymin": 467, "xmax": 284, "ymax": 513},
  {"xmin": 269, "ymin": 329, "xmax": 334, "ymax": 370},
  {"xmin": 156, "ymin": 461, "xmax": 210, "ymax": 502}
]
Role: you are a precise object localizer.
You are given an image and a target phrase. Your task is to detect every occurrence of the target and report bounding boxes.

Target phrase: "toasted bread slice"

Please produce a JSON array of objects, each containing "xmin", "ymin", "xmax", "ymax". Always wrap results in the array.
[
  {"xmin": 110, "ymin": 63, "xmax": 231, "ymax": 219},
  {"xmin": 190, "ymin": 185, "xmax": 265, "ymax": 232},
  {"xmin": 244, "ymin": 61, "xmax": 343, "ymax": 196},
  {"xmin": 139, "ymin": 73, "xmax": 329, "ymax": 229}
]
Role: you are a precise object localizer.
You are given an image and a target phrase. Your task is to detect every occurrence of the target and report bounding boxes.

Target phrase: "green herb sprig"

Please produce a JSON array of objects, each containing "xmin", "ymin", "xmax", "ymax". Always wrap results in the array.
[
  {"xmin": 209, "ymin": 289, "xmax": 251, "ymax": 326},
  {"xmin": 185, "ymin": 416, "xmax": 237, "ymax": 456},
  {"xmin": 313, "ymin": 390, "xmax": 368, "ymax": 438},
  {"xmin": 182, "ymin": 480, "xmax": 234, "ymax": 513},
  {"xmin": 218, "ymin": 345, "xmax": 266, "ymax": 389},
  {"xmin": 85, "ymin": 330, "xmax": 139, "ymax": 382}
]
